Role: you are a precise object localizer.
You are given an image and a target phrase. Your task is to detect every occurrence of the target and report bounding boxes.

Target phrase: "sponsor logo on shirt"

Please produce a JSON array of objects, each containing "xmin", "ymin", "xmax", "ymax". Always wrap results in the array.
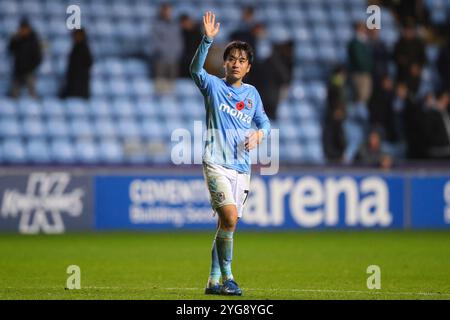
[{"xmin": 219, "ymin": 103, "xmax": 252, "ymax": 124}]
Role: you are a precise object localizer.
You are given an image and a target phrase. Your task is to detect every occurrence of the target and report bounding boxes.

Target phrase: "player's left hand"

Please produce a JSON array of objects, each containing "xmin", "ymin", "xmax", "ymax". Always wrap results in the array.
[{"xmin": 245, "ymin": 130, "xmax": 264, "ymax": 151}]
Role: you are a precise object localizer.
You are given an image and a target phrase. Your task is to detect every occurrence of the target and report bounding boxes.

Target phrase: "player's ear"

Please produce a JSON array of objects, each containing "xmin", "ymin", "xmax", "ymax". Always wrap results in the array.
[{"xmin": 246, "ymin": 63, "xmax": 251, "ymax": 74}]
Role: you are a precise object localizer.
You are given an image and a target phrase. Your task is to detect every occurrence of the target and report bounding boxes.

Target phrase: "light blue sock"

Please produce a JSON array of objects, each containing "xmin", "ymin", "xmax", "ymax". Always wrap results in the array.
[
  {"xmin": 207, "ymin": 238, "xmax": 221, "ymax": 286},
  {"xmin": 215, "ymin": 228, "xmax": 234, "ymax": 281}
]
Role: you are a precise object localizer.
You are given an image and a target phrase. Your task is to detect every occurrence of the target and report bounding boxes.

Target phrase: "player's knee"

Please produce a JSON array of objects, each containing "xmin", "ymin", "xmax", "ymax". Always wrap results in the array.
[{"xmin": 220, "ymin": 215, "xmax": 237, "ymax": 230}]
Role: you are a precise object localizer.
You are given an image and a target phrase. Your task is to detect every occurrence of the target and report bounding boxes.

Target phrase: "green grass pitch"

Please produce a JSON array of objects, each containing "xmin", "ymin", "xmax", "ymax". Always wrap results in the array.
[{"xmin": 0, "ymin": 230, "xmax": 449, "ymax": 300}]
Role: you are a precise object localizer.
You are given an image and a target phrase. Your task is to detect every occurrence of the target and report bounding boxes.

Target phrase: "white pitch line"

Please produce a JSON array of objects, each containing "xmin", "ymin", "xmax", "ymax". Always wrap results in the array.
[
  {"xmin": 4, "ymin": 286, "xmax": 450, "ymax": 297},
  {"xmin": 163, "ymin": 287, "xmax": 450, "ymax": 297}
]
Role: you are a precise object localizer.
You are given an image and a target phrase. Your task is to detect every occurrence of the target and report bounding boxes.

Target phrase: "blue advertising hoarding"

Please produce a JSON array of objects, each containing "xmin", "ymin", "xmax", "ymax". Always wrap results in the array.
[
  {"xmin": 0, "ymin": 172, "xmax": 93, "ymax": 234},
  {"xmin": 1, "ymin": 170, "xmax": 448, "ymax": 233},
  {"xmin": 410, "ymin": 176, "xmax": 450, "ymax": 228},
  {"xmin": 95, "ymin": 174, "xmax": 405, "ymax": 230}
]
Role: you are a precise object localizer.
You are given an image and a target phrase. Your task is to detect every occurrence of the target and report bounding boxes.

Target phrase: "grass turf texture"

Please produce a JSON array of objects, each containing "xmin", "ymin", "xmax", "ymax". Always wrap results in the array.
[{"xmin": 0, "ymin": 231, "xmax": 449, "ymax": 300}]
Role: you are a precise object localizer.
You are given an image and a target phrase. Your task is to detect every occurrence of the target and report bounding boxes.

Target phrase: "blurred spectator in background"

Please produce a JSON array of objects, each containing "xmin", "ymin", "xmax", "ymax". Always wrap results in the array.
[
  {"xmin": 368, "ymin": 75, "xmax": 395, "ymax": 142},
  {"xmin": 356, "ymin": 129, "xmax": 392, "ymax": 168},
  {"xmin": 347, "ymin": 21, "xmax": 374, "ymax": 106},
  {"xmin": 386, "ymin": 0, "xmax": 430, "ymax": 28},
  {"xmin": 323, "ymin": 65, "xmax": 348, "ymax": 161},
  {"xmin": 424, "ymin": 89, "xmax": 450, "ymax": 159},
  {"xmin": 368, "ymin": 28, "xmax": 390, "ymax": 88},
  {"xmin": 393, "ymin": 21, "xmax": 426, "ymax": 96},
  {"xmin": 230, "ymin": 22, "xmax": 266, "ymax": 62},
  {"xmin": 179, "ymin": 13, "xmax": 202, "ymax": 78},
  {"xmin": 402, "ymin": 83, "xmax": 428, "ymax": 159},
  {"xmin": 251, "ymin": 40, "xmax": 294, "ymax": 120},
  {"xmin": 7, "ymin": 18, "xmax": 42, "ymax": 98},
  {"xmin": 229, "ymin": 5, "xmax": 256, "ymax": 42},
  {"xmin": 151, "ymin": 3, "xmax": 183, "ymax": 94},
  {"xmin": 437, "ymin": 39, "xmax": 450, "ymax": 91},
  {"xmin": 60, "ymin": 28, "xmax": 93, "ymax": 99}
]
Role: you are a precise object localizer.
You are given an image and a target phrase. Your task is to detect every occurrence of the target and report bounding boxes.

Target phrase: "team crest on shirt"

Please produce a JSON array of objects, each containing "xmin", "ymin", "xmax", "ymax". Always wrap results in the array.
[
  {"xmin": 215, "ymin": 191, "xmax": 226, "ymax": 203},
  {"xmin": 246, "ymin": 98, "xmax": 253, "ymax": 109}
]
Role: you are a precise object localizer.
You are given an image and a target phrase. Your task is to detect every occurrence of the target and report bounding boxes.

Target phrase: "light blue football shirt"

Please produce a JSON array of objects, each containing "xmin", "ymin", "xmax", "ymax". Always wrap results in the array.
[{"xmin": 190, "ymin": 36, "xmax": 271, "ymax": 174}]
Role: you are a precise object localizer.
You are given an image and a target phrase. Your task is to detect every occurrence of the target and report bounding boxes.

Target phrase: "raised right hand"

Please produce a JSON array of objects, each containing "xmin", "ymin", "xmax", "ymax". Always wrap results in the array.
[{"xmin": 203, "ymin": 11, "xmax": 220, "ymax": 39}]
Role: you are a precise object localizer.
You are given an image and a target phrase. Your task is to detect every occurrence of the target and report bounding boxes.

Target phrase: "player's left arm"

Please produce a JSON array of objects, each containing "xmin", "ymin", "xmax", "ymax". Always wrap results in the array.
[{"xmin": 245, "ymin": 90, "xmax": 271, "ymax": 151}]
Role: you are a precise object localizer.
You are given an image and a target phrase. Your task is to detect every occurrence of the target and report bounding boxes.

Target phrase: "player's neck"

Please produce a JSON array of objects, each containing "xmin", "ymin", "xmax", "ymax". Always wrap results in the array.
[{"xmin": 225, "ymin": 77, "xmax": 243, "ymax": 88}]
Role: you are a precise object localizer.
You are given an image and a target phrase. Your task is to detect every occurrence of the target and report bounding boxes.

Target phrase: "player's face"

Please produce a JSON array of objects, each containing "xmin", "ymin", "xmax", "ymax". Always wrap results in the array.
[{"xmin": 224, "ymin": 50, "xmax": 251, "ymax": 82}]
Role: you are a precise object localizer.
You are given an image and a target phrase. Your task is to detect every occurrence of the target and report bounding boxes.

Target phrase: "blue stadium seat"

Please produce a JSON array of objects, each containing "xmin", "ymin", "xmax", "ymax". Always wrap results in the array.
[
  {"xmin": 300, "ymin": 121, "xmax": 322, "ymax": 140},
  {"xmin": 317, "ymin": 44, "xmax": 338, "ymax": 63},
  {"xmin": 98, "ymin": 139, "xmax": 124, "ymax": 163},
  {"xmin": 306, "ymin": 7, "xmax": 328, "ymax": 25},
  {"xmin": 0, "ymin": 117, "xmax": 21, "ymax": 138},
  {"xmin": 0, "ymin": 98, "xmax": 16, "ymax": 117},
  {"xmin": 136, "ymin": 99, "xmax": 158, "ymax": 118},
  {"xmin": 95, "ymin": 117, "xmax": 118, "ymax": 138},
  {"xmin": 37, "ymin": 77, "xmax": 58, "ymax": 97},
  {"xmin": 112, "ymin": 98, "xmax": 136, "ymax": 118},
  {"xmin": 285, "ymin": 6, "xmax": 305, "ymax": 23},
  {"xmin": 175, "ymin": 79, "xmax": 199, "ymax": 98},
  {"xmin": 295, "ymin": 43, "xmax": 316, "ymax": 62},
  {"xmin": 180, "ymin": 98, "xmax": 204, "ymax": 120},
  {"xmin": 22, "ymin": 117, "xmax": 46, "ymax": 138},
  {"xmin": 140, "ymin": 118, "xmax": 165, "ymax": 139},
  {"xmin": 312, "ymin": 26, "xmax": 333, "ymax": 44},
  {"xmin": 89, "ymin": 98, "xmax": 111, "ymax": 118},
  {"xmin": 51, "ymin": 37, "xmax": 71, "ymax": 56},
  {"xmin": 48, "ymin": 17, "xmax": 69, "ymax": 37},
  {"xmin": 329, "ymin": 8, "xmax": 348, "ymax": 25},
  {"xmin": 74, "ymin": 140, "xmax": 99, "ymax": 163},
  {"xmin": 264, "ymin": 5, "xmax": 284, "ymax": 23},
  {"xmin": 26, "ymin": 139, "xmax": 51, "ymax": 163},
  {"xmin": 70, "ymin": 117, "xmax": 94, "ymax": 139},
  {"xmin": 268, "ymin": 25, "xmax": 291, "ymax": 43},
  {"xmin": 42, "ymin": 98, "xmax": 65, "ymax": 117},
  {"xmin": 280, "ymin": 140, "xmax": 303, "ymax": 163},
  {"xmin": 131, "ymin": 78, "xmax": 153, "ymax": 98},
  {"xmin": 306, "ymin": 82, "xmax": 327, "ymax": 104},
  {"xmin": 46, "ymin": 117, "xmax": 69, "ymax": 138},
  {"xmin": 92, "ymin": 78, "xmax": 108, "ymax": 97},
  {"xmin": 157, "ymin": 97, "xmax": 181, "ymax": 118},
  {"xmin": 18, "ymin": 98, "xmax": 41, "ymax": 117},
  {"xmin": 50, "ymin": 139, "xmax": 75, "ymax": 164},
  {"xmin": 2, "ymin": 138, "xmax": 26, "ymax": 163},
  {"xmin": 105, "ymin": 59, "xmax": 125, "ymax": 77},
  {"xmin": 66, "ymin": 98, "xmax": 89, "ymax": 118},
  {"xmin": 294, "ymin": 102, "xmax": 316, "ymax": 121},
  {"xmin": 0, "ymin": 0, "xmax": 18, "ymax": 15},
  {"xmin": 108, "ymin": 77, "xmax": 130, "ymax": 98},
  {"xmin": 279, "ymin": 121, "xmax": 301, "ymax": 140},
  {"xmin": 304, "ymin": 141, "xmax": 325, "ymax": 164},
  {"xmin": 117, "ymin": 119, "xmax": 140, "ymax": 139},
  {"xmin": 125, "ymin": 59, "xmax": 148, "ymax": 77}
]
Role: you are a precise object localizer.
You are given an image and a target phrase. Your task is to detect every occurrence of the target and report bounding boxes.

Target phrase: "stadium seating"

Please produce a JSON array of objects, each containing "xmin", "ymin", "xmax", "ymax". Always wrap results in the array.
[{"xmin": 0, "ymin": 0, "xmax": 447, "ymax": 165}]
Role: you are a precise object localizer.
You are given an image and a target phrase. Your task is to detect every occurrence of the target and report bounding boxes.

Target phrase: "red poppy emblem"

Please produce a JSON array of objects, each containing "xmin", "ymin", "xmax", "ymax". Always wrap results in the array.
[{"xmin": 236, "ymin": 101, "xmax": 245, "ymax": 111}]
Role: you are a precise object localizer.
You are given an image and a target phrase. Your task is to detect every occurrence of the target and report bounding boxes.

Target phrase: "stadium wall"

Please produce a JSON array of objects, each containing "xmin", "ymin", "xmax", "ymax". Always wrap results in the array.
[{"xmin": 0, "ymin": 168, "xmax": 449, "ymax": 233}]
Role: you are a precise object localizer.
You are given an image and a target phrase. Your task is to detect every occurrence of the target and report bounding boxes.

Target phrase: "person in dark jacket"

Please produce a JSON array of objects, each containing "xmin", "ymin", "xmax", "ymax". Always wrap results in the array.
[
  {"xmin": 424, "ymin": 90, "xmax": 450, "ymax": 159},
  {"xmin": 437, "ymin": 39, "xmax": 450, "ymax": 91},
  {"xmin": 179, "ymin": 14, "xmax": 203, "ymax": 78},
  {"xmin": 8, "ymin": 18, "xmax": 42, "ymax": 98},
  {"xmin": 323, "ymin": 65, "xmax": 348, "ymax": 161},
  {"xmin": 393, "ymin": 22, "xmax": 426, "ymax": 95},
  {"xmin": 368, "ymin": 75, "xmax": 396, "ymax": 142},
  {"xmin": 60, "ymin": 28, "xmax": 93, "ymax": 99},
  {"xmin": 347, "ymin": 21, "xmax": 374, "ymax": 104},
  {"xmin": 251, "ymin": 40, "xmax": 293, "ymax": 120}
]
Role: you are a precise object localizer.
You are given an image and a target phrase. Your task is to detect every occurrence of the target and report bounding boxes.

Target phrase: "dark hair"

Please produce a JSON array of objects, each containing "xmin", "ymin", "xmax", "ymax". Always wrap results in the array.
[
  {"xmin": 223, "ymin": 41, "xmax": 254, "ymax": 65},
  {"xmin": 436, "ymin": 88, "xmax": 450, "ymax": 99}
]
